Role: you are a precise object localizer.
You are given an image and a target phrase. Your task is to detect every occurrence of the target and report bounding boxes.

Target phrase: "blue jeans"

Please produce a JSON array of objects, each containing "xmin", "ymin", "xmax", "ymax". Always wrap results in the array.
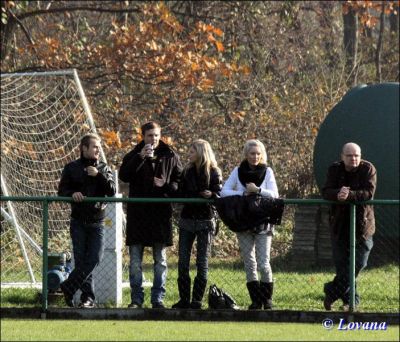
[
  {"xmin": 129, "ymin": 243, "xmax": 167, "ymax": 305},
  {"xmin": 324, "ymin": 236, "xmax": 373, "ymax": 305},
  {"xmin": 61, "ymin": 218, "xmax": 104, "ymax": 302},
  {"xmin": 177, "ymin": 219, "xmax": 213, "ymax": 302}
]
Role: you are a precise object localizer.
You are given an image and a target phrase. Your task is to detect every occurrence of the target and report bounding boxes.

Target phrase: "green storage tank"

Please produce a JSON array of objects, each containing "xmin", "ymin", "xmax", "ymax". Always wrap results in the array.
[{"xmin": 313, "ymin": 83, "xmax": 399, "ymax": 251}]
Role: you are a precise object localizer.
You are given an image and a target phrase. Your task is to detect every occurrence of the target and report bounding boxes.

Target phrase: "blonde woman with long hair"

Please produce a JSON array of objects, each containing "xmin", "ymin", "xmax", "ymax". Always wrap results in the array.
[
  {"xmin": 221, "ymin": 139, "xmax": 279, "ymax": 310},
  {"xmin": 172, "ymin": 139, "xmax": 222, "ymax": 309}
]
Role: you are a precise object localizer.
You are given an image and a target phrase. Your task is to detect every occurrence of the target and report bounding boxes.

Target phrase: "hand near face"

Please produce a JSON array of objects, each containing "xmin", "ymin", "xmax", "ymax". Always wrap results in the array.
[
  {"xmin": 140, "ymin": 144, "xmax": 154, "ymax": 158},
  {"xmin": 199, "ymin": 190, "xmax": 212, "ymax": 198}
]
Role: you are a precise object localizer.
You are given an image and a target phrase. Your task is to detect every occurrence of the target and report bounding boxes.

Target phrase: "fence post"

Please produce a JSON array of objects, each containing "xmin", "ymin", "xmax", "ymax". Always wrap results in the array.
[
  {"xmin": 349, "ymin": 203, "xmax": 356, "ymax": 312},
  {"xmin": 41, "ymin": 199, "xmax": 49, "ymax": 318}
]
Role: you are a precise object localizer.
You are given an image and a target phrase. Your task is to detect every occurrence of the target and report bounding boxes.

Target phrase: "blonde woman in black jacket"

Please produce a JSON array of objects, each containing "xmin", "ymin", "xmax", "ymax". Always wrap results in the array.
[{"xmin": 172, "ymin": 139, "xmax": 222, "ymax": 309}]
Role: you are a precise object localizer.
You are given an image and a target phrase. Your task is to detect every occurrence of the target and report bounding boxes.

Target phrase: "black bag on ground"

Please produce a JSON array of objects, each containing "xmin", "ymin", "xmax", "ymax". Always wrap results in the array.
[{"xmin": 208, "ymin": 284, "xmax": 239, "ymax": 310}]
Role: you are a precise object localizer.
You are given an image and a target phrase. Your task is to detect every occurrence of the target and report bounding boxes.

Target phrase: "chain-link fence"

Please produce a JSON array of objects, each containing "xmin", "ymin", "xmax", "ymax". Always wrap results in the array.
[{"xmin": 1, "ymin": 196, "xmax": 398, "ymax": 314}]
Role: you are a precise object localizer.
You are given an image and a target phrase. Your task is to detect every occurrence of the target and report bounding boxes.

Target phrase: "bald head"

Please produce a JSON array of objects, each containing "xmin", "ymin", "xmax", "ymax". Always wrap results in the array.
[{"xmin": 341, "ymin": 142, "xmax": 362, "ymax": 171}]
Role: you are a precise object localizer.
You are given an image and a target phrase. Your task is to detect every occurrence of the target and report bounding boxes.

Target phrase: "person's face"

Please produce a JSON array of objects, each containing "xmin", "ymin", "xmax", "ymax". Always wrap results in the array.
[
  {"xmin": 189, "ymin": 146, "xmax": 199, "ymax": 164},
  {"xmin": 247, "ymin": 146, "xmax": 262, "ymax": 167},
  {"xmin": 342, "ymin": 145, "xmax": 361, "ymax": 171},
  {"xmin": 144, "ymin": 128, "xmax": 161, "ymax": 148},
  {"xmin": 82, "ymin": 139, "xmax": 101, "ymax": 160}
]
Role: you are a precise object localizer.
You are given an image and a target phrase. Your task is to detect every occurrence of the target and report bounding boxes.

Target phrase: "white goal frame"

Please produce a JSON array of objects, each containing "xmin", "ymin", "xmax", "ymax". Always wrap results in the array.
[{"xmin": 1, "ymin": 69, "xmax": 123, "ymax": 305}]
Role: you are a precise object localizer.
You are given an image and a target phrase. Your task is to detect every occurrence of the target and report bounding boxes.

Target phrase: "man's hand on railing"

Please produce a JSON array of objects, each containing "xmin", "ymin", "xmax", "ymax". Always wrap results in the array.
[
  {"xmin": 337, "ymin": 186, "xmax": 350, "ymax": 201},
  {"xmin": 72, "ymin": 192, "xmax": 85, "ymax": 202}
]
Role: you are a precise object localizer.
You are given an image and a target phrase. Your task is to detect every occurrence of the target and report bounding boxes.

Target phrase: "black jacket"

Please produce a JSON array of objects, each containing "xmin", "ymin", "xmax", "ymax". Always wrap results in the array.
[
  {"xmin": 322, "ymin": 160, "xmax": 377, "ymax": 240},
  {"xmin": 215, "ymin": 195, "xmax": 285, "ymax": 233},
  {"xmin": 179, "ymin": 166, "xmax": 222, "ymax": 220},
  {"xmin": 58, "ymin": 157, "xmax": 116, "ymax": 222},
  {"xmin": 119, "ymin": 140, "xmax": 182, "ymax": 246}
]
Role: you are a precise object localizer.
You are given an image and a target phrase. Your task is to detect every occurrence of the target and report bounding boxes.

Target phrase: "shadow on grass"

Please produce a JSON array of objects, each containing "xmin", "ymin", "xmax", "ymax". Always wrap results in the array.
[{"xmin": 1, "ymin": 288, "xmax": 41, "ymax": 306}]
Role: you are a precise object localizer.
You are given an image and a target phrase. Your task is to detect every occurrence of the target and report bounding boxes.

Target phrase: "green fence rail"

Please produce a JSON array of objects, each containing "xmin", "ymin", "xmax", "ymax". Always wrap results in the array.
[{"xmin": 1, "ymin": 195, "xmax": 398, "ymax": 313}]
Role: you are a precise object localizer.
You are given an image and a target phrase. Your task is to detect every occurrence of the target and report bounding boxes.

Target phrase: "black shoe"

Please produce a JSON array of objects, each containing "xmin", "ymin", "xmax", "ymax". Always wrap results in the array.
[
  {"xmin": 323, "ymin": 295, "xmax": 334, "ymax": 311},
  {"xmin": 60, "ymin": 284, "xmax": 74, "ymax": 308},
  {"xmin": 79, "ymin": 299, "xmax": 95, "ymax": 309},
  {"xmin": 248, "ymin": 302, "xmax": 262, "ymax": 310},
  {"xmin": 190, "ymin": 301, "xmax": 202, "ymax": 309},
  {"xmin": 172, "ymin": 300, "xmax": 190, "ymax": 309},
  {"xmin": 152, "ymin": 302, "xmax": 165, "ymax": 309},
  {"xmin": 246, "ymin": 281, "xmax": 262, "ymax": 310},
  {"xmin": 128, "ymin": 302, "xmax": 142, "ymax": 309},
  {"xmin": 263, "ymin": 299, "xmax": 273, "ymax": 310}
]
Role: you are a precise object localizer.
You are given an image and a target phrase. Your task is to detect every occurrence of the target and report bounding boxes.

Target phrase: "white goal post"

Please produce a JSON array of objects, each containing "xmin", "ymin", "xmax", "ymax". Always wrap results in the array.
[{"xmin": 0, "ymin": 69, "xmax": 123, "ymax": 305}]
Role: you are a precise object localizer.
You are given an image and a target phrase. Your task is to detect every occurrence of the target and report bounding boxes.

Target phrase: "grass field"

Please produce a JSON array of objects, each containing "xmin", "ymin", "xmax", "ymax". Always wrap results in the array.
[
  {"xmin": 1, "ymin": 262, "xmax": 398, "ymax": 312},
  {"xmin": 1, "ymin": 319, "xmax": 398, "ymax": 341}
]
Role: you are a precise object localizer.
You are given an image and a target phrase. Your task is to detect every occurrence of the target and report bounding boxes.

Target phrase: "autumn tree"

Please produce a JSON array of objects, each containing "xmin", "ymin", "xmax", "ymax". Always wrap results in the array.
[
  {"xmin": 1, "ymin": 0, "xmax": 398, "ymax": 198},
  {"xmin": 342, "ymin": 0, "xmax": 399, "ymax": 85}
]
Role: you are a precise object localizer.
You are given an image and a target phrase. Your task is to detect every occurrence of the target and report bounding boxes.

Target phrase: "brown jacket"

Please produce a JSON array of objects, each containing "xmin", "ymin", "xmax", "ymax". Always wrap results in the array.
[{"xmin": 322, "ymin": 160, "xmax": 377, "ymax": 240}]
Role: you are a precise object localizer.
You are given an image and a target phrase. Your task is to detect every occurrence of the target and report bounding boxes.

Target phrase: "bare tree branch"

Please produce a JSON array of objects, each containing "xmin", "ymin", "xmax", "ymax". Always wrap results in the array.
[
  {"xmin": 16, "ymin": 6, "xmax": 141, "ymax": 20},
  {"xmin": 8, "ymin": 10, "xmax": 36, "ymax": 46},
  {"xmin": 375, "ymin": 1, "xmax": 385, "ymax": 83}
]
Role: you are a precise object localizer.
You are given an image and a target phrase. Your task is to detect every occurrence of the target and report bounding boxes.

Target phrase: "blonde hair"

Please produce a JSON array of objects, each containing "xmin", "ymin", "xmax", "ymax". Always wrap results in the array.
[
  {"xmin": 242, "ymin": 139, "xmax": 267, "ymax": 164},
  {"xmin": 185, "ymin": 139, "xmax": 220, "ymax": 185}
]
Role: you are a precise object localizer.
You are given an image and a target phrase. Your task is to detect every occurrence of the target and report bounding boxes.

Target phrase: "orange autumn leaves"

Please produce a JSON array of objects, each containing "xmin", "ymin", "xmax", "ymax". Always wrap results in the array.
[
  {"xmin": 27, "ymin": 2, "xmax": 249, "ymax": 88},
  {"xmin": 20, "ymin": 2, "xmax": 252, "ymax": 150},
  {"xmin": 343, "ymin": 1, "xmax": 398, "ymax": 28},
  {"xmin": 101, "ymin": 127, "xmax": 174, "ymax": 149}
]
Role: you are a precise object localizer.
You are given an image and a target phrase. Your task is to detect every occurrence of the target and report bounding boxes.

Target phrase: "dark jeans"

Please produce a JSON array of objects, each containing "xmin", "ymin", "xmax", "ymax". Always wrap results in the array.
[
  {"xmin": 324, "ymin": 236, "xmax": 373, "ymax": 305},
  {"xmin": 178, "ymin": 219, "xmax": 213, "ymax": 301},
  {"xmin": 61, "ymin": 218, "xmax": 104, "ymax": 302}
]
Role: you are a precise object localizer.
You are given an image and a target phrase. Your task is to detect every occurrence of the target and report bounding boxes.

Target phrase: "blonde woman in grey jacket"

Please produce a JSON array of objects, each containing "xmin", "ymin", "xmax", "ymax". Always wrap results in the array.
[{"xmin": 221, "ymin": 139, "xmax": 279, "ymax": 310}]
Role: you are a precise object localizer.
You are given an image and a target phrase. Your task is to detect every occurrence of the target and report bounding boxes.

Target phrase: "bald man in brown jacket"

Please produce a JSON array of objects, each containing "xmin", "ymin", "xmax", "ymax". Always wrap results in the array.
[{"xmin": 322, "ymin": 142, "xmax": 377, "ymax": 311}]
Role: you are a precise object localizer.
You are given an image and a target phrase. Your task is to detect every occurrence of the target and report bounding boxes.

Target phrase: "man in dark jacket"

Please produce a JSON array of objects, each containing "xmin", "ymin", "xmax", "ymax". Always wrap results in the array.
[
  {"xmin": 322, "ymin": 142, "xmax": 377, "ymax": 311},
  {"xmin": 58, "ymin": 133, "xmax": 116, "ymax": 308},
  {"xmin": 119, "ymin": 121, "xmax": 182, "ymax": 309}
]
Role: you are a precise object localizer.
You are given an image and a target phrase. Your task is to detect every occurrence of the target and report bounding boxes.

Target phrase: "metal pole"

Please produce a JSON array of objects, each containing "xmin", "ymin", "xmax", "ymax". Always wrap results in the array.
[
  {"xmin": 1, "ymin": 196, "xmax": 399, "ymax": 206},
  {"xmin": 0, "ymin": 175, "xmax": 36, "ymax": 283},
  {"xmin": 0, "ymin": 207, "xmax": 42, "ymax": 254},
  {"xmin": 41, "ymin": 199, "xmax": 49, "ymax": 317},
  {"xmin": 72, "ymin": 69, "xmax": 107, "ymax": 163},
  {"xmin": 1, "ymin": 70, "xmax": 75, "ymax": 78},
  {"xmin": 349, "ymin": 203, "xmax": 356, "ymax": 312}
]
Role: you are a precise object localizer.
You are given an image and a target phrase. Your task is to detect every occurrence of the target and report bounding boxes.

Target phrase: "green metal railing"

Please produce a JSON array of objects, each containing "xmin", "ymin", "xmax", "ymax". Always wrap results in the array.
[{"xmin": 1, "ymin": 195, "xmax": 398, "ymax": 313}]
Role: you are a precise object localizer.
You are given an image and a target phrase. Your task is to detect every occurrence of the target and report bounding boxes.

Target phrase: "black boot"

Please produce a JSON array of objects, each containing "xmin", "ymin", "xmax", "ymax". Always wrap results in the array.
[
  {"xmin": 172, "ymin": 277, "xmax": 191, "ymax": 309},
  {"xmin": 260, "ymin": 282, "xmax": 273, "ymax": 310},
  {"xmin": 246, "ymin": 281, "xmax": 262, "ymax": 310},
  {"xmin": 191, "ymin": 276, "xmax": 207, "ymax": 309}
]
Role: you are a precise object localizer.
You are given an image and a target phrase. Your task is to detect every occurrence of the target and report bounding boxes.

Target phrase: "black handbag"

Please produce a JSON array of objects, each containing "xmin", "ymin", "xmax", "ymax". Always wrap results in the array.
[
  {"xmin": 214, "ymin": 195, "xmax": 285, "ymax": 232},
  {"xmin": 208, "ymin": 284, "xmax": 239, "ymax": 310}
]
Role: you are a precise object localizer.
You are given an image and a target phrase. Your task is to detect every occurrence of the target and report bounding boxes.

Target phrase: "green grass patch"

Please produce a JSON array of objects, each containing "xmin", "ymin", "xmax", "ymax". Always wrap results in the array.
[
  {"xmin": 1, "ymin": 263, "xmax": 398, "ymax": 312},
  {"xmin": 1, "ymin": 319, "xmax": 398, "ymax": 341}
]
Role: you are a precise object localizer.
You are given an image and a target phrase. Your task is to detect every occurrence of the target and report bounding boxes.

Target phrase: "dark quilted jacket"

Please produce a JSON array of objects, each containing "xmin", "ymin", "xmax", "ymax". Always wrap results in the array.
[{"xmin": 215, "ymin": 195, "xmax": 284, "ymax": 232}]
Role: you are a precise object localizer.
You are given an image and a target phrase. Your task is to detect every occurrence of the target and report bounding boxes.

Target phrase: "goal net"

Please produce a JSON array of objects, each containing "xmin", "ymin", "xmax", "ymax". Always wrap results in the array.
[{"xmin": 0, "ymin": 70, "xmax": 106, "ymax": 288}]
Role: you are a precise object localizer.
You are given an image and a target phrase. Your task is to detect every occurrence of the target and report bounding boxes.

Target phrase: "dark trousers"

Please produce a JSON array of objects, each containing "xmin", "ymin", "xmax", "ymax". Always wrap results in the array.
[
  {"xmin": 324, "ymin": 236, "xmax": 373, "ymax": 305},
  {"xmin": 178, "ymin": 219, "xmax": 213, "ymax": 301},
  {"xmin": 61, "ymin": 218, "xmax": 104, "ymax": 302}
]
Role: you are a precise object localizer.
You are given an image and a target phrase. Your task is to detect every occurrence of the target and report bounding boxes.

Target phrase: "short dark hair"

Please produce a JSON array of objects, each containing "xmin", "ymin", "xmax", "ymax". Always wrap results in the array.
[
  {"xmin": 80, "ymin": 133, "xmax": 100, "ymax": 152},
  {"xmin": 141, "ymin": 121, "xmax": 161, "ymax": 135}
]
